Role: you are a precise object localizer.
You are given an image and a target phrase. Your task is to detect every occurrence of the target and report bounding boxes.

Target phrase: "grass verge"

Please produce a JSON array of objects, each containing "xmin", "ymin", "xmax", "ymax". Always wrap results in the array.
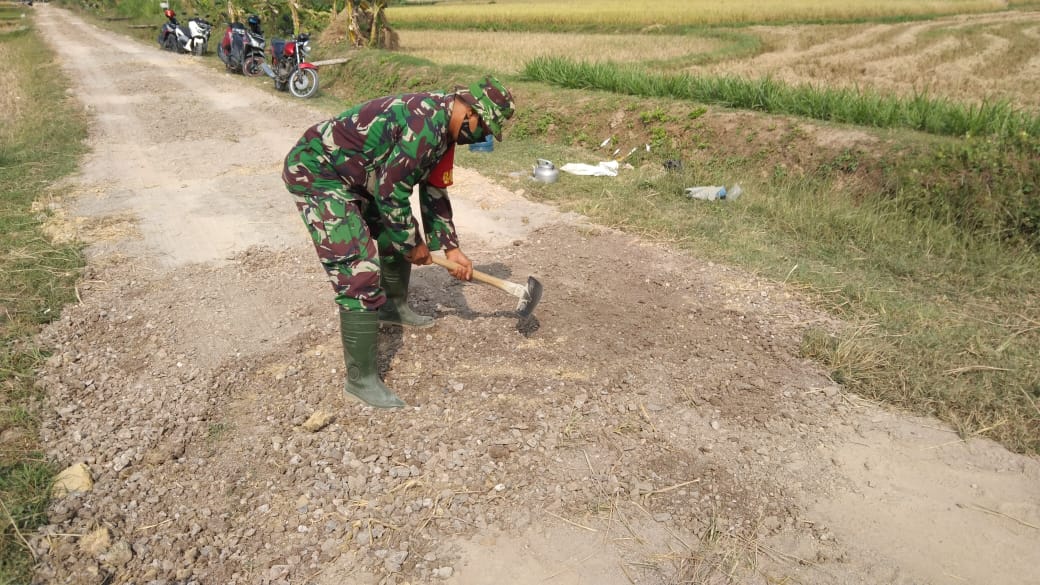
[{"xmin": 0, "ymin": 7, "xmax": 89, "ymax": 583}]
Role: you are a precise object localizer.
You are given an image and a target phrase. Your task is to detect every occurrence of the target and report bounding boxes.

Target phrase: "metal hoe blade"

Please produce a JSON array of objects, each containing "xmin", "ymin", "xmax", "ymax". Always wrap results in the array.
[{"xmin": 515, "ymin": 276, "xmax": 543, "ymax": 318}]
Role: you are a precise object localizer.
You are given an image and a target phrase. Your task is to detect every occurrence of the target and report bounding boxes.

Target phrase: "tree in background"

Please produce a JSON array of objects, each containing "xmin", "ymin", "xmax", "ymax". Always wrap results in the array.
[{"xmin": 225, "ymin": 0, "xmax": 302, "ymax": 37}]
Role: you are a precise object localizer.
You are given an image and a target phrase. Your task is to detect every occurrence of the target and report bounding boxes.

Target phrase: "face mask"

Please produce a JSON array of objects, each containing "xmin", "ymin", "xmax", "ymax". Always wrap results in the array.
[{"xmin": 455, "ymin": 113, "xmax": 487, "ymax": 145}]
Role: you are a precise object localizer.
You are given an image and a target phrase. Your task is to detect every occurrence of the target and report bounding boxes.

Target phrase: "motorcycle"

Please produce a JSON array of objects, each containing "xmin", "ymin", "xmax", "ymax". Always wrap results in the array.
[
  {"xmin": 263, "ymin": 33, "xmax": 319, "ymax": 99},
  {"xmin": 157, "ymin": 9, "xmax": 212, "ymax": 56},
  {"xmin": 217, "ymin": 16, "xmax": 266, "ymax": 77}
]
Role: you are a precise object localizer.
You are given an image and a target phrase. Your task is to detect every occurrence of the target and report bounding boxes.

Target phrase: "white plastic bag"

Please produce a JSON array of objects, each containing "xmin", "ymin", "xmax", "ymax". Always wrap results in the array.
[
  {"xmin": 560, "ymin": 161, "xmax": 619, "ymax": 177},
  {"xmin": 684, "ymin": 186, "xmax": 726, "ymax": 201},
  {"xmin": 685, "ymin": 184, "xmax": 743, "ymax": 201}
]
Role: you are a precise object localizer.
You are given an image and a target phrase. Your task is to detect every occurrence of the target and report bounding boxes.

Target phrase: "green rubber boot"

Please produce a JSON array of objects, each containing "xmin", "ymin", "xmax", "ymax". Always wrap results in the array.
[
  {"xmin": 339, "ymin": 309, "xmax": 406, "ymax": 409},
  {"xmin": 378, "ymin": 260, "xmax": 435, "ymax": 329}
]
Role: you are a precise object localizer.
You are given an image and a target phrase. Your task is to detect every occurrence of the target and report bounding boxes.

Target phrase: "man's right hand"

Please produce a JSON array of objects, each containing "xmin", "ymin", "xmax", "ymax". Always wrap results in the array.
[
  {"xmin": 443, "ymin": 248, "xmax": 473, "ymax": 281},
  {"xmin": 405, "ymin": 242, "xmax": 432, "ymax": 266}
]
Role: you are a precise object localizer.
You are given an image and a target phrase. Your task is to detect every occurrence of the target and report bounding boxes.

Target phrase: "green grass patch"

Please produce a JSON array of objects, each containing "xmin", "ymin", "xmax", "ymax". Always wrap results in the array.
[
  {"xmin": 523, "ymin": 57, "xmax": 1040, "ymax": 145},
  {"xmin": 0, "ymin": 11, "xmax": 89, "ymax": 583}
]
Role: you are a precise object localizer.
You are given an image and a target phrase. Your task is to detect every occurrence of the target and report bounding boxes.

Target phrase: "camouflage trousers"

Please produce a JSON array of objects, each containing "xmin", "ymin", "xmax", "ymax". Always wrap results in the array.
[{"xmin": 283, "ymin": 156, "xmax": 406, "ymax": 312}]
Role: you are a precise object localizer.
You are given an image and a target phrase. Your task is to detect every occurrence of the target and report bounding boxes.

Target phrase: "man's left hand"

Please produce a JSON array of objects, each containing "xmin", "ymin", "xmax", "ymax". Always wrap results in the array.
[{"xmin": 406, "ymin": 243, "xmax": 432, "ymax": 266}]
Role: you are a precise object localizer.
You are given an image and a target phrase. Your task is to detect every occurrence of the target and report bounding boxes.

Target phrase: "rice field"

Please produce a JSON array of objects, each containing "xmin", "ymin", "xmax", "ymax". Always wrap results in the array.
[
  {"xmin": 395, "ymin": 30, "xmax": 728, "ymax": 75},
  {"xmin": 395, "ymin": 9, "xmax": 1040, "ymax": 111},
  {"xmin": 694, "ymin": 11, "xmax": 1040, "ymax": 111},
  {"xmin": 389, "ymin": 0, "xmax": 1011, "ymax": 28}
]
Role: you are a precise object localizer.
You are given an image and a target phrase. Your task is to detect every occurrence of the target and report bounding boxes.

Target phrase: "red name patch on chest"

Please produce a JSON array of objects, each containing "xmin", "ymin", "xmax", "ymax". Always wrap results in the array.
[{"xmin": 427, "ymin": 144, "xmax": 455, "ymax": 188}]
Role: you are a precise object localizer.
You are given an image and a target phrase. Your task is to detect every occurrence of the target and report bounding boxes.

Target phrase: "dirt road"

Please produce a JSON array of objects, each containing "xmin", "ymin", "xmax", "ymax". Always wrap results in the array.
[{"xmin": 29, "ymin": 5, "xmax": 1040, "ymax": 585}]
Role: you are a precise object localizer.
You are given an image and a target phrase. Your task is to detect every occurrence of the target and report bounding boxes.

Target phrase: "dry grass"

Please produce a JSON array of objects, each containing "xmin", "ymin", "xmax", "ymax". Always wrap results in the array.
[
  {"xmin": 696, "ymin": 12, "xmax": 1040, "ymax": 109},
  {"xmin": 396, "ymin": 30, "xmax": 724, "ymax": 74},
  {"xmin": 0, "ymin": 41, "xmax": 29, "ymax": 147},
  {"xmin": 389, "ymin": 0, "xmax": 1009, "ymax": 28}
]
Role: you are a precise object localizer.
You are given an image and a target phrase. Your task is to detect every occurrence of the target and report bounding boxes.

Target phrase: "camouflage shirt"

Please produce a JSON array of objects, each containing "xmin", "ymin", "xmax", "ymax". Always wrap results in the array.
[{"xmin": 291, "ymin": 91, "xmax": 459, "ymax": 253}]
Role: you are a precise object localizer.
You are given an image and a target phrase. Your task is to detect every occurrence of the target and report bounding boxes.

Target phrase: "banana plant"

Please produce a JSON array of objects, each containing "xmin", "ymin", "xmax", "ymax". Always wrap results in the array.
[{"xmin": 343, "ymin": 0, "xmax": 391, "ymax": 48}]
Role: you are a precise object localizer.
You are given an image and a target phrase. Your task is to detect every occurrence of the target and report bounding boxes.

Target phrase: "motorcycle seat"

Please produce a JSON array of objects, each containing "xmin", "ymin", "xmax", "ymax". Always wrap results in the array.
[{"xmin": 271, "ymin": 39, "xmax": 287, "ymax": 59}]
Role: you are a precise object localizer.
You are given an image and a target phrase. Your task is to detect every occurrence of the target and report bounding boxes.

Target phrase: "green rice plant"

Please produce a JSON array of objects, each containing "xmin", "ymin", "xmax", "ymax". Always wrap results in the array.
[{"xmin": 523, "ymin": 56, "xmax": 1040, "ymax": 143}]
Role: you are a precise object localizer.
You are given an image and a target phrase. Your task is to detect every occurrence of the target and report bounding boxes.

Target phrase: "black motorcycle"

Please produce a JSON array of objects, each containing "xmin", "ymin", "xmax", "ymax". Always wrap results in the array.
[{"xmin": 216, "ymin": 15, "xmax": 266, "ymax": 76}]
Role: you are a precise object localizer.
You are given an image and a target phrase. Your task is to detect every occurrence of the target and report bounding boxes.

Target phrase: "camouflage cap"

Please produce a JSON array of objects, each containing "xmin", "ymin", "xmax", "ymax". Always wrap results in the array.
[{"xmin": 455, "ymin": 76, "xmax": 516, "ymax": 141}]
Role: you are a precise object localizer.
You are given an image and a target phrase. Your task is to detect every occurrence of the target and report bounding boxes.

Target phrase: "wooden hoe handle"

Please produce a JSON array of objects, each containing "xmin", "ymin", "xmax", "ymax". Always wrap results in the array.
[{"xmin": 430, "ymin": 256, "xmax": 528, "ymax": 299}]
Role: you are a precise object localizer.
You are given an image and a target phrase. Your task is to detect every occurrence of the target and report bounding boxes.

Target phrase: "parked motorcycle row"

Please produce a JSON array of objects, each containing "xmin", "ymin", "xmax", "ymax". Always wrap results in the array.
[{"xmin": 157, "ymin": 11, "xmax": 318, "ymax": 99}]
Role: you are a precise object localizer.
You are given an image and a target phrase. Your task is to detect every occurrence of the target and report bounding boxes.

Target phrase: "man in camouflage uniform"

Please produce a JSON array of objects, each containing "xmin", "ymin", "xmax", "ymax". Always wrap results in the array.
[{"xmin": 283, "ymin": 76, "xmax": 516, "ymax": 409}]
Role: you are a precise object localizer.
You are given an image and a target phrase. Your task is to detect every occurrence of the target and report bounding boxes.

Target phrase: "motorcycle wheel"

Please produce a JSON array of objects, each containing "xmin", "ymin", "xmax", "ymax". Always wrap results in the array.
[
  {"xmin": 163, "ymin": 35, "xmax": 179, "ymax": 53},
  {"xmin": 289, "ymin": 68, "xmax": 319, "ymax": 99},
  {"xmin": 242, "ymin": 55, "xmax": 266, "ymax": 77},
  {"xmin": 192, "ymin": 41, "xmax": 206, "ymax": 56}
]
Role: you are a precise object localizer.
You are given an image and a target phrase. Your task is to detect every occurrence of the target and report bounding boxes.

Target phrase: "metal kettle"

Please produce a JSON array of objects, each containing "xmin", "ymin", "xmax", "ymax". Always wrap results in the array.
[{"xmin": 532, "ymin": 159, "xmax": 559, "ymax": 183}]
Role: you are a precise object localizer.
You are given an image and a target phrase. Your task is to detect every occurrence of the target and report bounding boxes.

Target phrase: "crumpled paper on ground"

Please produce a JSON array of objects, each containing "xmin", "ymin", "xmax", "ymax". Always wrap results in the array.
[{"xmin": 560, "ymin": 160, "xmax": 619, "ymax": 177}]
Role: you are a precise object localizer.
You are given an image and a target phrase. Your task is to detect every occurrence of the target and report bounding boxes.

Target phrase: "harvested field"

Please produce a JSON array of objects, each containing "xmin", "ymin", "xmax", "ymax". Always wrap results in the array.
[{"xmin": 398, "ymin": 10, "xmax": 1040, "ymax": 110}]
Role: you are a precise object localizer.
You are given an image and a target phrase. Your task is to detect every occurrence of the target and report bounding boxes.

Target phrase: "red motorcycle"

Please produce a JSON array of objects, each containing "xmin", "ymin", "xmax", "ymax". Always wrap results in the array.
[
  {"xmin": 263, "ymin": 33, "xmax": 318, "ymax": 99},
  {"xmin": 217, "ymin": 15, "xmax": 266, "ymax": 76}
]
